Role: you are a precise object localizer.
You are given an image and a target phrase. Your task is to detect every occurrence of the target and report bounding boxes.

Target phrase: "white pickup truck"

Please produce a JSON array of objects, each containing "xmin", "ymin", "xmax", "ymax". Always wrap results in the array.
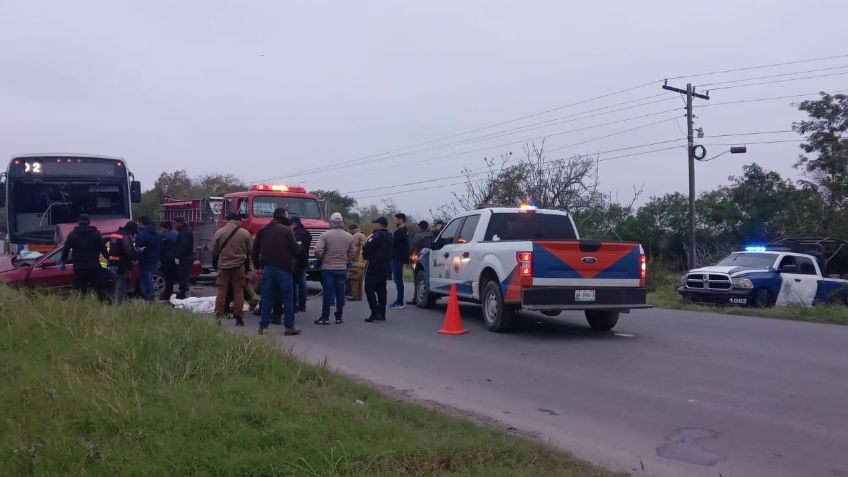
[{"xmin": 413, "ymin": 207, "xmax": 650, "ymax": 332}]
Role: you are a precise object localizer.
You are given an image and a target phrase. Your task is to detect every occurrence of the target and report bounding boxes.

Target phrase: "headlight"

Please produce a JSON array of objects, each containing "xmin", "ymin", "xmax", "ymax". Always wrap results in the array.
[
  {"xmin": 732, "ymin": 278, "xmax": 754, "ymax": 289},
  {"xmin": 680, "ymin": 275, "xmax": 687, "ymax": 287}
]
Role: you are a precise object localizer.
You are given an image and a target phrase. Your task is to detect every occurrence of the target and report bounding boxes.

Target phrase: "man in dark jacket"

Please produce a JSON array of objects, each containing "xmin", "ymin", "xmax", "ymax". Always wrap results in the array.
[
  {"xmin": 135, "ymin": 216, "xmax": 161, "ymax": 301},
  {"xmin": 291, "ymin": 216, "xmax": 312, "ymax": 313},
  {"xmin": 252, "ymin": 208, "xmax": 301, "ymax": 336},
  {"xmin": 60, "ymin": 214, "xmax": 109, "ymax": 300},
  {"xmin": 389, "ymin": 213, "xmax": 410, "ymax": 309},
  {"xmin": 158, "ymin": 221, "xmax": 178, "ymax": 300},
  {"xmin": 173, "ymin": 217, "xmax": 194, "ymax": 299},
  {"xmin": 363, "ymin": 216, "xmax": 393, "ymax": 322},
  {"xmin": 406, "ymin": 220, "xmax": 433, "ymax": 305},
  {"xmin": 109, "ymin": 220, "xmax": 140, "ymax": 304}
]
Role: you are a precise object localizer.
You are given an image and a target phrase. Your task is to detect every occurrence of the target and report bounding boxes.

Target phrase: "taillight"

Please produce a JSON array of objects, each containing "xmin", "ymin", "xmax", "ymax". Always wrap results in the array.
[
  {"xmin": 517, "ymin": 252, "xmax": 533, "ymax": 277},
  {"xmin": 640, "ymin": 254, "xmax": 647, "ymax": 288}
]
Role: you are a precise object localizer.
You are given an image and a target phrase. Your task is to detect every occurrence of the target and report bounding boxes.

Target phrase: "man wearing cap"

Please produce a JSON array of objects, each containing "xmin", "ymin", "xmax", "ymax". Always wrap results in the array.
[
  {"xmin": 314, "ymin": 212, "xmax": 355, "ymax": 324},
  {"xmin": 173, "ymin": 217, "xmax": 194, "ymax": 299},
  {"xmin": 60, "ymin": 214, "xmax": 110, "ymax": 300},
  {"xmin": 209, "ymin": 213, "xmax": 253, "ymax": 326},
  {"xmin": 346, "ymin": 224, "xmax": 367, "ymax": 301},
  {"xmin": 362, "ymin": 216, "xmax": 393, "ymax": 322},
  {"xmin": 290, "ymin": 216, "xmax": 312, "ymax": 313},
  {"xmin": 433, "ymin": 219, "xmax": 446, "ymax": 234},
  {"xmin": 252, "ymin": 208, "xmax": 301, "ymax": 335},
  {"xmin": 407, "ymin": 220, "xmax": 433, "ymax": 305}
]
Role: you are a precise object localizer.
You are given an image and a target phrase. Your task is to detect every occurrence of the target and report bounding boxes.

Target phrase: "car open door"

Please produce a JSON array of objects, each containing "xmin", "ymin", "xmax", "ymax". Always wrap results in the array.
[{"xmin": 26, "ymin": 249, "xmax": 74, "ymax": 291}]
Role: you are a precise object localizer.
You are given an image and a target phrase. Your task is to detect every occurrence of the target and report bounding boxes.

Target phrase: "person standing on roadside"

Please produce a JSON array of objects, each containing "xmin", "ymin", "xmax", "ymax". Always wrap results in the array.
[
  {"xmin": 173, "ymin": 217, "xmax": 194, "ymax": 299},
  {"xmin": 209, "ymin": 213, "xmax": 253, "ymax": 327},
  {"xmin": 363, "ymin": 216, "xmax": 393, "ymax": 322},
  {"xmin": 433, "ymin": 219, "xmax": 446, "ymax": 235},
  {"xmin": 158, "ymin": 221, "xmax": 178, "ymax": 300},
  {"xmin": 406, "ymin": 220, "xmax": 433, "ymax": 305},
  {"xmin": 346, "ymin": 224, "xmax": 367, "ymax": 301},
  {"xmin": 60, "ymin": 214, "xmax": 110, "ymax": 300},
  {"xmin": 314, "ymin": 212, "xmax": 355, "ymax": 325},
  {"xmin": 389, "ymin": 213, "xmax": 410, "ymax": 309},
  {"xmin": 135, "ymin": 216, "xmax": 161, "ymax": 302},
  {"xmin": 109, "ymin": 220, "xmax": 141, "ymax": 304},
  {"xmin": 252, "ymin": 207, "xmax": 301, "ymax": 336},
  {"xmin": 291, "ymin": 216, "xmax": 312, "ymax": 313}
]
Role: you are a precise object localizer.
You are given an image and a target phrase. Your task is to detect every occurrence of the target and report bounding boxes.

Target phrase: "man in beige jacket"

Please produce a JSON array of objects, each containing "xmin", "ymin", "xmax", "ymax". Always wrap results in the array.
[
  {"xmin": 209, "ymin": 213, "xmax": 253, "ymax": 327},
  {"xmin": 347, "ymin": 224, "xmax": 367, "ymax": 301},
  {"xmin": 314, "ymin": 212, "xmax": 355, "ymax": 324}
]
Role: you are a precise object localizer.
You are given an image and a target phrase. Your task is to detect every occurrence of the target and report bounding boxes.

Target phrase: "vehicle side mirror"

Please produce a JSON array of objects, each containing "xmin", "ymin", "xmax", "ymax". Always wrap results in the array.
[
  {"xmin": 130, "ymin": 181, "xmax": 142, "ymax": 203},
  {"xmin": 779, "ymin": 264, "xmax": 798, "ymax": 273}
]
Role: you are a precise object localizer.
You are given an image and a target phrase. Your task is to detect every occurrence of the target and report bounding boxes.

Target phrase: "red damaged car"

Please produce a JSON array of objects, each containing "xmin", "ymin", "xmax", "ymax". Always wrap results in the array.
[{"xmin": 0, "ymin": 222, "xmax": 201, "ymax": 296}]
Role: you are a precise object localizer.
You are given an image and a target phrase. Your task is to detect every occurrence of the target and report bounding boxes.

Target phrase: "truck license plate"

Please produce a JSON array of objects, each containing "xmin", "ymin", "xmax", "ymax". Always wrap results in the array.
[{"xmin": 575, "ymin": 290, "xmax": 596, "ymax": 302}]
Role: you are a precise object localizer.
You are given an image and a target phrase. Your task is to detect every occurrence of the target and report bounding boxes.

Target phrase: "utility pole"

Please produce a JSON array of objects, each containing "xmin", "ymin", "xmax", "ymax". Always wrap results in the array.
[{"xmin": 662, "ymin": 81, "xmax": 709, "ymax": 269}]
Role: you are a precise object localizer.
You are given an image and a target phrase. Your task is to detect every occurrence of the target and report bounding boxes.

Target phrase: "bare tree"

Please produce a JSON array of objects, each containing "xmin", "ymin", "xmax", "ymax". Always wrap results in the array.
[{"xmin": 447, "ymin": 141, "xmax": 603, "ymax": 215}]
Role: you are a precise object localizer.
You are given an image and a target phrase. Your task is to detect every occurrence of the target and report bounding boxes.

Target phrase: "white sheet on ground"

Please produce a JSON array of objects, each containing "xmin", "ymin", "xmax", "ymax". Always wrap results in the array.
[{"xmin": 169, "ymin": 296, "xmax": 250, "ymax": 314}]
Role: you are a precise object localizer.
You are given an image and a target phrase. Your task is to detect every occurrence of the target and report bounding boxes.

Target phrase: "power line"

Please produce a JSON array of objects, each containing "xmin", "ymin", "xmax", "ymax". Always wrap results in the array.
[
  {"xmin": 697, "ymin": 89, "xmax": 848, "ymax": 108},
  {"xmin": 696, "ymin": 64, "xmax": 848, "ymax": 88},
  {"xmin": 709, "ymin": 71, "xmax": 848, "ymax": 91},
  {"xmin": 254, "ymin": 53, "xmax": 848, "ymax": 183},
  {"xmin": 701, "ymin": 139, "xmax": 805, "ymax": 146},
  {"xmin": 704, "ymin": 129, "xmax": 794, "ymax": 138},
  {"xmin": 275, "ymin": 110, "xmax": 682, "ymax": 181},
  {"xmin": 344, "ymin": 138, "xmax": 685, "ymax": 195}
]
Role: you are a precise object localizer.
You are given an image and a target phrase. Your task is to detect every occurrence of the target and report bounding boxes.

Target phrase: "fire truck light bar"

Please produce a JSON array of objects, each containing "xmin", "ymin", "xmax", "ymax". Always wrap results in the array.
[{"xmin": 249, "ymin": 184, "xmax": 307, "ymax": 193}]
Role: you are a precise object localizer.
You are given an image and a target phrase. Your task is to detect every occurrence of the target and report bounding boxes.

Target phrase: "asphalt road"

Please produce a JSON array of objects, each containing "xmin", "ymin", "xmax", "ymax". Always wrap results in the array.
[{"xmin": 199, "ymin": 283, "xmax": 848, "ymax": 477}]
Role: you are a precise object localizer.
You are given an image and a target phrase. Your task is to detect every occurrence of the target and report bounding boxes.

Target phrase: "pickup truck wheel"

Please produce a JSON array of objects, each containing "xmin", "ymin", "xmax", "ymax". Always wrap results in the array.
[
  {"xmin": 585, "ymin": 310, "xmax": 619, "ymax": 331},
  {"xmin": 752, "ymin": 288, "xmax": 772, "ymax": 308},
  {"xmin": 415, "ymin": 270, "xmax": 437, "ymax": 309},
  {"xmin": 482, "ymin": 281, "xmax": 515, "ymax": 332}
]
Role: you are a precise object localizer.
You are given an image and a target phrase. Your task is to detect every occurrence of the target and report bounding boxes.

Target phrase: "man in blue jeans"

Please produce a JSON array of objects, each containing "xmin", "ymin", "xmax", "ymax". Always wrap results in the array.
[
  {"xmin": 314, "ymin": 212, "xmax": 355, "ymax": 324},
  {"xmin": 135, "ymin": 216, "xmax": 161, "ymax": 302},
  {"xmin": 389, "ymin": 213, "xmax": 410, "ymax": 309},
  {"xmin": 252, "ymin": 207, "xmax": 301, "ymax": 336}
]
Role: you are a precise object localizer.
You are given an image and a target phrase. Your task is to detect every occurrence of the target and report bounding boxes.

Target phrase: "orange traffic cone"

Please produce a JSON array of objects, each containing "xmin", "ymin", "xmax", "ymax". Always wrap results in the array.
[{"xmin": 438, "ymin": 284, "xmax": 468, "ymax": 335}]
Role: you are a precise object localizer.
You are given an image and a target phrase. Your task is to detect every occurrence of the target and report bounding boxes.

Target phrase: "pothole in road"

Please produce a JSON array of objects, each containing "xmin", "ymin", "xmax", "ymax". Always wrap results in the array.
[{"xmin": 656, "ymin": 428, "xmax": 725, "ymax": 466}]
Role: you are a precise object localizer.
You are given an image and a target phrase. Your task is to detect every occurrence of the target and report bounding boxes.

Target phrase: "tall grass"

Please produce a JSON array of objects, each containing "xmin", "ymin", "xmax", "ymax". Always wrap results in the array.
[{"xmin": 0, "ymin": 287, "xmax": 621, "ymax": 476}]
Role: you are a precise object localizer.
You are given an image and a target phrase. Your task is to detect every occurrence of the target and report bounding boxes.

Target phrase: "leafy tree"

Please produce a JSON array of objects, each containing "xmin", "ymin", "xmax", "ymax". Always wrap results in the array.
[
  {"xmin": 312, "ymin": 189, "xmax": 359, "ymax": 222},
  {"xmin": 792, "ymin": 92, "xmax": 848, "ymax": 235},
  {"xmin": 133, "ymin": 171, "xmax": 246, "ymax": 219}
]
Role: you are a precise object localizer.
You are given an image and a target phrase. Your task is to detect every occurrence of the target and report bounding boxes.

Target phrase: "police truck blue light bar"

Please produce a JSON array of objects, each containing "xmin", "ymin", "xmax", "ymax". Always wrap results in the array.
[{"xmin": 744, "ymin": 245, "xmax": 767, "ymax": 252}]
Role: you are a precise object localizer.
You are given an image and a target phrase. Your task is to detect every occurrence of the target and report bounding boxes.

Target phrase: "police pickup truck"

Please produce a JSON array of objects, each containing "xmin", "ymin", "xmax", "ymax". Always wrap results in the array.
[
  {"xmin": 413, "ymin": 207, "xmax": 650, "ymax": 332},
  {"xmin": 678, "ymin": 247, "xmax": 848, "ymax": 307}
]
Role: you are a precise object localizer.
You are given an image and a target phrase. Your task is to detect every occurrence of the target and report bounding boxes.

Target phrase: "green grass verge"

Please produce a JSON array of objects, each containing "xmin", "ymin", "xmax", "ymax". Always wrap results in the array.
[
  {"xmin": 648, "ymin": 286, "xmax": 848, "ymax": 326},
  {"xmin": 0, "ymin": 286, "xmax": 622, "ymax": 477}
]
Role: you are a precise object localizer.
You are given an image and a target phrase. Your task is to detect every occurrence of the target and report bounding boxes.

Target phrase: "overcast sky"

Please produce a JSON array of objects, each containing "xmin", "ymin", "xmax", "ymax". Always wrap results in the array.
[{"xmin": 1, "ymin": 1, "xmax": 846, "ymax": 217}]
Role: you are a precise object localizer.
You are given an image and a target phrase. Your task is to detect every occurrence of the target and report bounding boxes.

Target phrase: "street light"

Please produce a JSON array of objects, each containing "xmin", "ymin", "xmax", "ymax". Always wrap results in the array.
[
  {"xmin": 699, "ymin": 145, "xmax": 748, "ymax": 162},
  {"xmin": 687, "ymin": 144, "xmax": 747, "ymax": 268}
]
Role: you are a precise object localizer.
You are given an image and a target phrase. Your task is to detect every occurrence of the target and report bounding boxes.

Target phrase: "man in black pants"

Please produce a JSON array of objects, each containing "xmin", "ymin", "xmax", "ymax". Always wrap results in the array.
[
  {"xmin": 60, "ymin": 214, "xmax": 109, "ymax": 300},
  {"xmin": 173, "ymin": 217, "xmax": 194, "ymax": 298},
  {"xmin": 363, "ymin": 216, "xmax": 393, "ymax": 322}
]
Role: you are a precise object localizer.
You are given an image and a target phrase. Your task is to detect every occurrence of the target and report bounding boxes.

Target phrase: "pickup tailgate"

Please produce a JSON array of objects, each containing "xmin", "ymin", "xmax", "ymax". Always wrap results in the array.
[{"xmin": 521, "ymin": 240, "xmax": 647, "ymax": 309}]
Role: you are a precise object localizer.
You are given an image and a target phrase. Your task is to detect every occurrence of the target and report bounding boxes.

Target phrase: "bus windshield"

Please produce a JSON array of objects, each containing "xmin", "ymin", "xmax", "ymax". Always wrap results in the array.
[
  {"xmin": 252, "ymin": 196, "xmax": 322, "ymax": 219},
  {"xmin": 4, "ymin": 156, "xmax": 131, "ymax": 244}
]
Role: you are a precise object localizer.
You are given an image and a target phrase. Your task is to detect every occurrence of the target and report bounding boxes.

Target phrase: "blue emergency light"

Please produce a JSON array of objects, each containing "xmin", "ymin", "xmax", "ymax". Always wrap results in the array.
[{"xmin": 744, "ymin": 245, "xmax": 767, "ymax": 252}]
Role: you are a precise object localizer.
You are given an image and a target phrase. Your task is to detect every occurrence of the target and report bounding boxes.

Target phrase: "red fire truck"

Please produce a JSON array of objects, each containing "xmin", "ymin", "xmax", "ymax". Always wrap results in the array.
[{"xmin": 162, "ymin": 184, "xmax": 329, "ymax": 279}]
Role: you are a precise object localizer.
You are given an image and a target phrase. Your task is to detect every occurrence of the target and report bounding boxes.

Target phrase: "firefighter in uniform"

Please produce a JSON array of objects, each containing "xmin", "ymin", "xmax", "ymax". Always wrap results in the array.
[
  {"xmin": 109, "ymin": 221, "xmax": 140, "ymax": 304},
  {"xmin": 347, "ymin": 224, "xmax": 367, "ymax": 301}
]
